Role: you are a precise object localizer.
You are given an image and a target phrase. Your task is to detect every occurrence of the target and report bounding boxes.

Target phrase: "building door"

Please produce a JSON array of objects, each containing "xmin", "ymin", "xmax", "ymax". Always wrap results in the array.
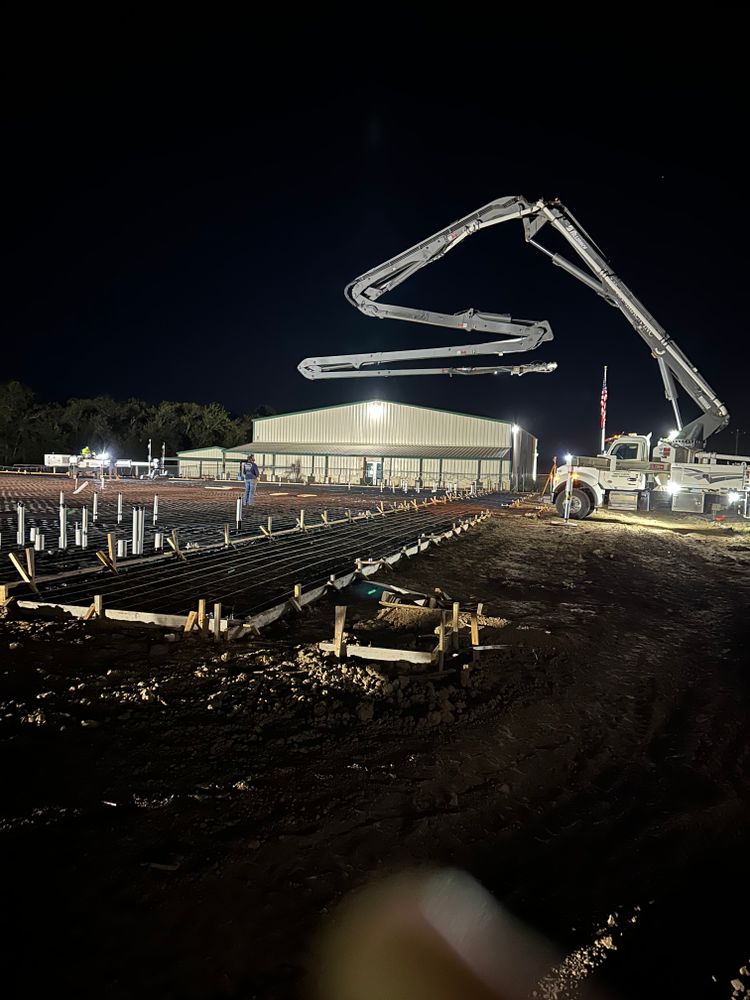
[{"xmin": 366, "ymin": 460, "xmax": 383, "ymax": 485}]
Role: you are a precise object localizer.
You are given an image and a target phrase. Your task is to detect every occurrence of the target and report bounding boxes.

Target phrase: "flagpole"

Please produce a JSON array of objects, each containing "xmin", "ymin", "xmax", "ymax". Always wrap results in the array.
[{"xmin": 600, "ymin": 365, "xmax": 608, "ymax": 453}]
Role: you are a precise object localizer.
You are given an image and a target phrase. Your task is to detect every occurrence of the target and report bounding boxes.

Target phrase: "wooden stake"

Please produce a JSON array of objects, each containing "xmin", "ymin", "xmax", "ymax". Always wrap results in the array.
[
  {"xmin": 107, "ymin": 533, "xmax": 117, "ymax": 569},
  {"xmin": 0, "ymin": 584, "xmax": 11, "ymax": 606},
  {"xmin": 333, "ymin": 605, "xmax": 347, "ymax": 658},
  {"xmin": 94, "ymin": 595, "xmax": 104, "ymax": 618},
  {"xmin": 288, "ymin": 583, "xmax": 303, "ymax": 613},
  {"xmin": 8, "ymin": 552, "xmax": 38, "ymax": 593},
  {"xmin": 167, "ymin": 529, "xmax": 186, "ymax": 560},
  {"xmin": 184, "ymin": 610, "xmax": 199, "ymax": 633},
  {"xmin": 197, "ymin": 599, "xmax": 208, "ymax": 637},
  {"xmin": 452, "ymin": 601, "xmax": 460, "ymax": 650},
  {"xmin": 470, "ymin": 612, "xmax": 480, "ymax": 647},
  {"xmin": 224, "ymin": 524, "xmax": 230, "ymax": 545},
  {"xmin": 25, "ymin": 546, "xmax": 35, "ymax": 582},
  {"xmin": 437, "ymin": 612, "xmax": 446, "ymax": 671},
  {"xmin": 213, "ymin": 602, "xmax": 222, "ymax": 642},
  {"xmin": 95, "ymin": 551, "xmax": 117, "ymax": 573}
]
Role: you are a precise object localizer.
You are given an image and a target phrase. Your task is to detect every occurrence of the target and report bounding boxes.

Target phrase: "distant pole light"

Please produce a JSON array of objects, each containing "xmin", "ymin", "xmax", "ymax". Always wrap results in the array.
[
  {"xmin": 511, "ymin": 424, "xmax": 519, "ymax": 434},
  {"xmin": 368, "ymin": 402, "xmax": 384, "ymax": 418},
  {"xmin": 565, "ymin": 453, "xmax": 573, "ymax": 465}
]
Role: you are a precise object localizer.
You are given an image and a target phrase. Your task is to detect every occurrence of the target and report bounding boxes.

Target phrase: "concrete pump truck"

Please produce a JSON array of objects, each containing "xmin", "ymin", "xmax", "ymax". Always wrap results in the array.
[{"xmin": 298, "ymin": 195, "xmax": 748, "ymax": 518}]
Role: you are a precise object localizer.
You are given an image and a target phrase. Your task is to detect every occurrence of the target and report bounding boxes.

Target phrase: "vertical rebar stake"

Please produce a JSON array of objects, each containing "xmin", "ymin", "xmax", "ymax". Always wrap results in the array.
[{"xmin": 59, "ymin": 492, "xmax": 67, "ymax": 549}]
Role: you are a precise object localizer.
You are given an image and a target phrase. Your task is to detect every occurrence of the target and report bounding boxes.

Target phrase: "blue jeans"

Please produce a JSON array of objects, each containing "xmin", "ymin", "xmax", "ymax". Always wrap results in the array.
[{"xmin": 243, "ymin": 478, "xmax": 257, "ymax": 505}]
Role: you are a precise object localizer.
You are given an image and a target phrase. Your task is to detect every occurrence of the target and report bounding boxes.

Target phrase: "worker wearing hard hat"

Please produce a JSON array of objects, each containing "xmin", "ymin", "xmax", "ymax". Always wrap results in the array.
[{"xmin": 82, "ymin": 446, "xmax": 92, "ymax": 458}]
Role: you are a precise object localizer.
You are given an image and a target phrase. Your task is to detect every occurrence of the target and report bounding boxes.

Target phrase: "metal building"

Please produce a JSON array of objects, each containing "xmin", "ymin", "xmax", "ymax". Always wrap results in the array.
[{"xmin": 228, "ymin": 401, "xmax": 537, "ymax": 490}]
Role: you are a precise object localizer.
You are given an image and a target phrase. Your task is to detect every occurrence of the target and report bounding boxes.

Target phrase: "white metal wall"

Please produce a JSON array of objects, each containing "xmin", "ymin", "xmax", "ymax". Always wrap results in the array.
[
  {"xmin": 177, "ymin": 446, "xmax": 228, "ymax": 461},
  {"xmin": 178, "ymin": 457, "xmax": 243, "ymax": 479},
  {"xmin": 254, "ymin": 401, "xmax": 513, "ymax": 449}
]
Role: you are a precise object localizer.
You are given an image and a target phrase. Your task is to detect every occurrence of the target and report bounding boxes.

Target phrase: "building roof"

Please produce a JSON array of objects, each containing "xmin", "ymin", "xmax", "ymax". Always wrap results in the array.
[
  {"xmin": 251, "ymin": 399, "xmax": 519, "ymax": 427},
  {"xmin": 227, "ymin": 442, "xmax": 510, "ymax": 460},
  {"xmin": 176, "ymin": 445, "xmax": 237, "ymax": 457}
]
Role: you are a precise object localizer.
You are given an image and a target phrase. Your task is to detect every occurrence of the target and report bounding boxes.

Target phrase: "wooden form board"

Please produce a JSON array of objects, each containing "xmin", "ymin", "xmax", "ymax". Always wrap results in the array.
[
  {"xmin": 16, "ymin": 600, "xmax": 230, "ymax": 631},
  {"xmin": 319, "ymin": 641, "xmax": 434, "ymax": 664}
]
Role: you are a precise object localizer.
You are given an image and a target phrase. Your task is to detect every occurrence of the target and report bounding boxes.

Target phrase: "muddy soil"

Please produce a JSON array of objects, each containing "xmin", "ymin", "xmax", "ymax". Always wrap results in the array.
[{"xmin": 1, "ymin": 509, "xmax": 749, "ymax": 998}]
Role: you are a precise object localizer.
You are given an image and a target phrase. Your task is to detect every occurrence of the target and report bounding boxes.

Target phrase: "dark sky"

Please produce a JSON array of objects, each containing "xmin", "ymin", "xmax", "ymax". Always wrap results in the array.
[{"xmin": 5, "ymin": 21, "xmax": 748, "ymax": 462}]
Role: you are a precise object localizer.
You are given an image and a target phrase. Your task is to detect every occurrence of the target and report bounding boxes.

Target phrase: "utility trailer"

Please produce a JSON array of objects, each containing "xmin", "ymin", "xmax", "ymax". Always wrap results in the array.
[{"xmin": 552, "ymin": 433, "xmax": 750, "ymax": 519}]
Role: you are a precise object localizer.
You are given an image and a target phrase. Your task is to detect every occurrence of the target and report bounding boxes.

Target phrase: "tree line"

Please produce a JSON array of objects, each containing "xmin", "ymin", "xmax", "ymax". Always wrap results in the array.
[{"xmin": 0, "ymin": 381, "xmax": 274, "ymax": 466}]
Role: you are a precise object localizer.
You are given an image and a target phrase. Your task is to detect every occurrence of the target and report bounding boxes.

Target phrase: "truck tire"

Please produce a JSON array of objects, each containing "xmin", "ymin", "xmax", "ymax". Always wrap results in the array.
[{"xmin": 555, "ymin": 487, "xmax": 592, "ymax": 519}]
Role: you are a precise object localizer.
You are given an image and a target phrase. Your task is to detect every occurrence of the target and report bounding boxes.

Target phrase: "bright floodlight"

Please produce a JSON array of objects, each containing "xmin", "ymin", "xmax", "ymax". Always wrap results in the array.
[
  {"xmin": 728, "ymin": 491, "xmax": 740, "ymax": 503},
  {"xmin": 564, "ymin": 453, "xmax": 573, "ymax": 465},
  {"xmin": 368, "ymin": 402, "xmax": 383, "ymax": 418},
  {"xmin": 667, "ymin": 481, "xmax": 681, "ymax": 494},
  {"xmin": 511, "ymin": 424, "xmax": 519, "ymax": 434},
  {"xmin": 667, "ymin": 429, "xmax": 679, "ymax": 442},
  {"xmin": 98, "ymin": 451, "xmax": 110, "ymax": 461}
]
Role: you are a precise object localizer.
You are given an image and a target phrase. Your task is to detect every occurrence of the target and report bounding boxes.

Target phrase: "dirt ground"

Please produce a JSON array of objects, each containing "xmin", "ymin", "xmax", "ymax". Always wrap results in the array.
[{"xmin": 1, "ymin": 508, "xmax": 749, "ymax": 998}]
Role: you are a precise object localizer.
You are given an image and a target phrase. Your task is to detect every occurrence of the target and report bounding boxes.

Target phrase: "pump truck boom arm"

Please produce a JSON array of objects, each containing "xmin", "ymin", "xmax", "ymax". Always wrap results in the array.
[
  {"xmin": 298, "ymin": 194, "xmax": 730, "ymax": 448},
  {"xmin": 523, "ymin": 200, "xmax": 729, "ymax": 448},
  {"xmin": 298, "ymin": 196, "xmax": 556, "ymax": 380},
  {"xmin": 297, "ymin": 356, "xmax": 557, "ymax": 379}
]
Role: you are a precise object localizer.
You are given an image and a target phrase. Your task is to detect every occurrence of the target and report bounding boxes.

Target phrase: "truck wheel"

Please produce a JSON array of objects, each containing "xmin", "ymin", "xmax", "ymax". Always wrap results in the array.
[{"xmin": 555, "ymin": 488, "xmax": 592, "ymax": 519}]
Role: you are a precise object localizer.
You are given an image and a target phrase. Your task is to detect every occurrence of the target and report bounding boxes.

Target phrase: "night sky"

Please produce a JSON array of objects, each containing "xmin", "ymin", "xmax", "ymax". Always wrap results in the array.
[{"xmin": 5, "ymin": 23, "xmax": 748, "ymax": 464}]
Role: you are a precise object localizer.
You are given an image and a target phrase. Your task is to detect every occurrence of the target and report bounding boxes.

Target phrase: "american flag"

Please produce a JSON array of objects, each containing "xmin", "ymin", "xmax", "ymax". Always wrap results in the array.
[{"xmin": 600, "ymin": 366, "xmax": 608, "ymax": 429}]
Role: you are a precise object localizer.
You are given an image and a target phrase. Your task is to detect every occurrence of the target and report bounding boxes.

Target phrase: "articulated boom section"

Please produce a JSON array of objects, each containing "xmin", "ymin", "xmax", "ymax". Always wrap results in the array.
[
  {"xmin": 523, "ymin": 200, "xmax": 729, "ymax": 448},
  {"xmin": 298, "ymin": 194, "xmax": 729, "ymax": 448},
  {"xmin": 299, "ymin": 196, "xmax": 557, "ymax": 380}
]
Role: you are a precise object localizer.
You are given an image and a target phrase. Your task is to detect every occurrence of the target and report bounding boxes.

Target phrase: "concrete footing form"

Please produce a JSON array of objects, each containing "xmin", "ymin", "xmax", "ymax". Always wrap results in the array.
[{"xmin": 1, "ymin": 475, "xmax": 501, "ymax": 635}]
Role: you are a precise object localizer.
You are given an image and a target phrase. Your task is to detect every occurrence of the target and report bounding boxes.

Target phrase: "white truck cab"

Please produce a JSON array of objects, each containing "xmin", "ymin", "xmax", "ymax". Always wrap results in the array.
[{"xmin": 552, "ymin": 433, "xmax": 748, "ymax": 519}]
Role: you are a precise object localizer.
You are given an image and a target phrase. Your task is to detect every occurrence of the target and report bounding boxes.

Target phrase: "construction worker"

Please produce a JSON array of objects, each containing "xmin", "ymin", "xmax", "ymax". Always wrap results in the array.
[
  {"xmin": 81, "ymin": 446, "xmax": 92, "ymax": 458},
  {"xmin": 242, "ymin": 454, "xmax": 260, "ymax": 505}
]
